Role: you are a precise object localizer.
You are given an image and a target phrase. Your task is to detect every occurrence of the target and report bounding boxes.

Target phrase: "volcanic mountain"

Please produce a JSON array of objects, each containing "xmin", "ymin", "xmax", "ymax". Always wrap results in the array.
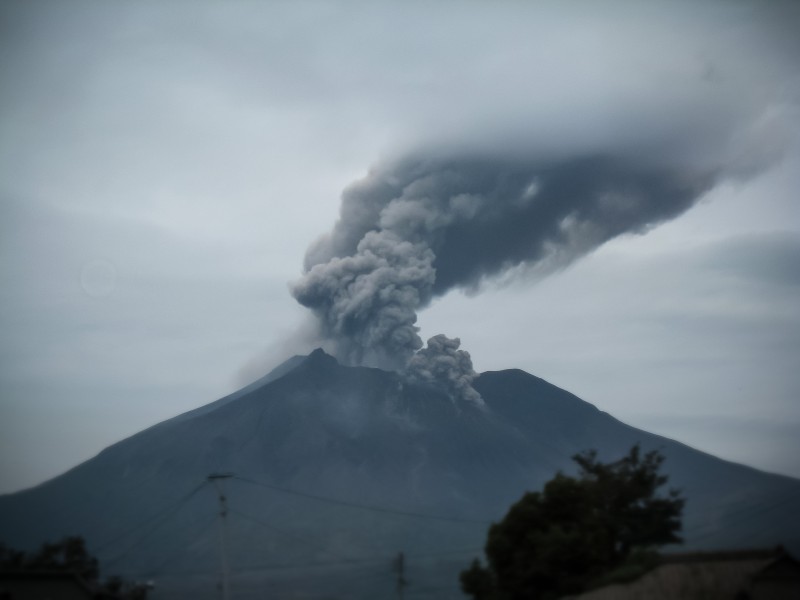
[{"xmin": 1, "ymin": 349, "xmax": 798, "ymax": 599}]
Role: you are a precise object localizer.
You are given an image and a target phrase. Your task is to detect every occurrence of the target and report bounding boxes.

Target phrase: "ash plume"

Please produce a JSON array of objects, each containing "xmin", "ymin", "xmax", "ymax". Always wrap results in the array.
[
  {"xmin": 405, "ymin": 334, "xmax": 483, "ymax": 407},
  {"xmin": 291, "ymin": 151, "xmax": 717, "ymax": 374}
]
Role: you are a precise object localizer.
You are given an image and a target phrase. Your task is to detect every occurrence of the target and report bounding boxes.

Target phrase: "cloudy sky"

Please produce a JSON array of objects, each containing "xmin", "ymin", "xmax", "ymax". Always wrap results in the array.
[{"xmin": 1, "ymin": 0, "xmax": 799, "ymax": 494}]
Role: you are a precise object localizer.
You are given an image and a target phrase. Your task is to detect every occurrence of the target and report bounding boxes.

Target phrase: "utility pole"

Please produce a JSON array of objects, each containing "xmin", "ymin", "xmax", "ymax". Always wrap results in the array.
[
  {"xmin": 208, "ymin": 473, "xmax": 233, "ymax": 600},
  {"xmin": 392, "ymin": 551, "xmax": 407, "ymax": 600}
]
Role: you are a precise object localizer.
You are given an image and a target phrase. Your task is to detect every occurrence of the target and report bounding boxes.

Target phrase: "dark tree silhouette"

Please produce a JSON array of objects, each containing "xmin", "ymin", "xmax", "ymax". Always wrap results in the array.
[
  {"xmin": 460, "ymin": 445, "xmax": 684, "ymax": 600},
  {"xmin": 0, "ymin": 536, "xmax": 149, "ymax": 599}
]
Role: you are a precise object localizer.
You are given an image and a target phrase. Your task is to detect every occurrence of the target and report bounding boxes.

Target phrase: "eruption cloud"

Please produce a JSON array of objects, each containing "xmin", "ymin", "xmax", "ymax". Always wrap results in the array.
[
  {"xmin": 291, "ymin": 151, "xmax": 718, "ymax": 386},
  {"xmin": 405, "ymin": 334, "xmax": 483, "ymax": 407}
]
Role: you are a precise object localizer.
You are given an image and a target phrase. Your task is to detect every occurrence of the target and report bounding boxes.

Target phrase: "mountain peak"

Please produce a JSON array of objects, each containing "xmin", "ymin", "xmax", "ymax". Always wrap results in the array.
[
  {"xmin": 305, "ymin": 347, "xmax": 339, "ymax": 367},
  {"xmin": 308, "ymin": 346, "xmax": 335, "ymax": 359}
]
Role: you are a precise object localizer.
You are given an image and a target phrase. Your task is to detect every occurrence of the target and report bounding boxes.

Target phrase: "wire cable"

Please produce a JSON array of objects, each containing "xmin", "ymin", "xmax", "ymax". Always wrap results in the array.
[
  {"xmin": 233, "ymin": 475, "xmax": 491, "ymax": 525},
  {"xmin": 682, "ymin": 486, "xmax": 800, "ymax": 541},
  {"xmin": 228, "ymin": 508, "xmax": 327, "ymax": 550},
  {"xmin": 108, "ymin": 512, "xmax": 219, "ymax": 580},
  {"xmin": 102, "ymin": 480, "xmax": 209, "ymax": 570},
  {"xmin": 95, "ymin": 479, "xmax": 208, "ymax": 553},
  {"xmin": 228, "ymin": 546, "xmax": 483, "ymax": 575},
  {"xmin": 685, "ymin": 489, "xmax": 800, "ymax": 545}
]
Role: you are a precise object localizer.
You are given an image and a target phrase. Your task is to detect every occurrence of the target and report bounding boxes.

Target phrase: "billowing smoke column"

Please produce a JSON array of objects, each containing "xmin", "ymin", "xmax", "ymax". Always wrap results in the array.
[
  {"xmin": 291, "ymin": 151, "xmax": 716, "ymax": 401},
  {"xmin": 405, "ymin": 334, "xmax": 483, "ymax": 407}
]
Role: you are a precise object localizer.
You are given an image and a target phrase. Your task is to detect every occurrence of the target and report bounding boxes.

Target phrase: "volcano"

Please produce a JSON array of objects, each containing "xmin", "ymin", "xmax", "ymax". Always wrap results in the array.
[{"xmin": 1, "ymin": 349, "xmax": 798, "ymax": 599}]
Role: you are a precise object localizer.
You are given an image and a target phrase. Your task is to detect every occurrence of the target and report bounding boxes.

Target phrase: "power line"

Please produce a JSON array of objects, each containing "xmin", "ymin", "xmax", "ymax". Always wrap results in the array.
[
  {"xmin": 91, "ymin": 465, "xmax": 800, "ymax": 595},
  {"xmin": 232, "ymin": 497, "xmax": 392, "ymax": 555},
  {"xmin": 93, "ymin": 473, "xmax": 483, "ymax": 581},
  {"xmin": 95, "ymin": 479, "xmax": 208, "ymax": 553},
  {"xmin": 683, "ymin": 487, "xmax": 800, "ymax": 534},
  {"xmin": 229, "ymin": 545, "xmax": 484, "ymax": 575},
  {"xmin": 102, "ymin": 480, "xmax": 209, "ymax": 570},
  {"xmin": 233, "ymin": 475, "xmax": 492, "ymax": 525},
  {"xmin": 405, "ymin": 584, "xmax": 465, "ymax": 597},
  {"xmin": 110, "ymin": 512, "xmax": 219, "ymax": 580},
  {"xmin": 117, "ymin": 543, "xmax": 483, "ymax": 579},
  {"xmin": 684, "ymin": 488, "xmax": 800, "ymax": 544},
  {"xmin": 229, "ymin": 508, "xmax": 329, "ymax": 550}
]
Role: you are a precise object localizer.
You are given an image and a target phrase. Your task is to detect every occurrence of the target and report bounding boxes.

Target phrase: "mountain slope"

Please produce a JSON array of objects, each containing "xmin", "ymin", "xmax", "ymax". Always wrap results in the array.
[{"xmin": 1, "ymin": 350, "xmax": 798, "ymax": 599}]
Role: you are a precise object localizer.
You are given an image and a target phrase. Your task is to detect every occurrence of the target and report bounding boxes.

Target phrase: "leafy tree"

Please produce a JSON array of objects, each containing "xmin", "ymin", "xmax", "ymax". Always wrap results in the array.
[
  {"xmin": 0, "ymin": 536, "xmax": 149, "ymax": 599},
  {"xmin": 25, "ymin": 535, "xmax": 99, "ymax": 581},
  {"xmin": 460, "ymin": 445, "xmax": 684, "ymax": 600}
]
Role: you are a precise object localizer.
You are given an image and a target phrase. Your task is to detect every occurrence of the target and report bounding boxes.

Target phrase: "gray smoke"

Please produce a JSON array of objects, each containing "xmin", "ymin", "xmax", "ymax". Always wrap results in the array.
[
  {"xmin": 291, "ymin": 151, "xmax": 717, "ymax": 374},
  {"xmin": 404, "ymin": 334, "xmax": 483, "ymax": 407}
]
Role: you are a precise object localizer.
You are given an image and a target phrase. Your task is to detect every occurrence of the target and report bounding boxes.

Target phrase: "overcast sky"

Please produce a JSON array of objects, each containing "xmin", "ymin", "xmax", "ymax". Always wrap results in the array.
[{"xmin": 1, "ymin": 0, "xmax": 799, "ymax": 494}]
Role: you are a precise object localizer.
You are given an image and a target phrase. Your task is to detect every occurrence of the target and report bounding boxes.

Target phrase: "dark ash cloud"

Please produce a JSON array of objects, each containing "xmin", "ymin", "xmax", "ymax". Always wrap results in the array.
[
  {"xmin": 404, "ymin": 334, "xmax": 483, "ymax": 407},
  {"xmin": 291, "ymin": 151, "xmax": 718, "ymax": 370}
]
